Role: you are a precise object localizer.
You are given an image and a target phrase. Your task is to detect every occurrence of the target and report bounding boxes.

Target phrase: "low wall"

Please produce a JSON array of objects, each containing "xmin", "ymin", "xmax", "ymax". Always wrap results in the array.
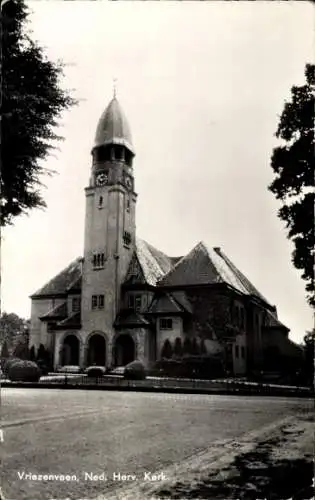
[{"xmin": 1, "ymin": 377, "xmax": 312, "ymax": 398}]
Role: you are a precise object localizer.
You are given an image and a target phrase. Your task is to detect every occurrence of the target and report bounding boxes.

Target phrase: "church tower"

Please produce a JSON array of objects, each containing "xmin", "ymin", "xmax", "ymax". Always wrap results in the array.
[{"xmin": 81, "ymin": 95, "xmax": 137, "ymax": 351}]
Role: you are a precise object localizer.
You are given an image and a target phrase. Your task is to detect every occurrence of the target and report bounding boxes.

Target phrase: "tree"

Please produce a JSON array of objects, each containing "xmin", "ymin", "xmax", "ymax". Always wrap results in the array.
[
  {"xmin": 1, "ymin": 339, "xmax": 9, "ymax": 358},
  {"xmin": 302, "ymin": 329, "xmax": 314, "ymax": 388},
  {"xmin": 161, "ymin": 339, "xmax": 173, "ymax": 359},
  {"xmin": 0, "ymin": 312, "xmax": 29, "ymax": 352},
  {"xmin": 29, "ymin": 345, "xmax": 35, "ymax": 361},
  {"xmin": 269, "ymin": 64, "xmax": 315, "ymax": 306},
  {"xmin": 173, "ymin": 337, "xmax": 182, "ymax": 357},
  {"xmin": 13, "ymin": 341, "xmax": 29, "ymax": 360},
  {"xmin": 1, "ymin": 0, "xmax": 77, "ymax": 226}
]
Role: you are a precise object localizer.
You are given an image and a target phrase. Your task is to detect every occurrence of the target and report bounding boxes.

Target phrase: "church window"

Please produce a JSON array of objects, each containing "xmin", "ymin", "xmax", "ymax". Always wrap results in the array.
[
  {"xmin": 123, "ymin": 231, "xmax": 132, "ymax": 247},
  {"xmin": 92, "ymin": 295, "xmax": 98, "ymax": 309},
  {"xmin": 98, "ymin": 196, "xmax": 103, "ymax": 208},
  {"xmin": 128, "ymin": 294, "xmax": 141, "ymax": 311},
  {"xmin": 92, "ymin": 252, "xmax": 105, "ymax": 269},
  {"xmin": 114, "ymin": 146, "xmax": 123, "ymax": 161},
  {"xmin": 92, "ymin": 294, "xmax": 104, "ymax": 310},
  {"xmin": 98, "ymin": 295, "xmax": 104, "ymax": 309},
  {"xmin": 135, "ymin": 296, "xmax": 142, "ymax": 312},
  {"xmin": 125, "ymin": 150, "xmax": 133, "ymax": 167},
  {"xmin": 160, "ymin": 318, "xmax": 173, "ymax": 330},
  {"xmin": 126, "ymin": 198, "xmax": 130, "ymax": 212},
  {"xmin": 72, "ymin": 297, "xmax": 80, "ymax": 312}
]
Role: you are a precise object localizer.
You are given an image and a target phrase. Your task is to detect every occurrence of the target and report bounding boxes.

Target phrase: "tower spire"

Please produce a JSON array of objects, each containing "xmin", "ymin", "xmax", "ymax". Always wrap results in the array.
[{"xmin": 113, "ymin": 78, "xmax": 117, "ymax": 99}]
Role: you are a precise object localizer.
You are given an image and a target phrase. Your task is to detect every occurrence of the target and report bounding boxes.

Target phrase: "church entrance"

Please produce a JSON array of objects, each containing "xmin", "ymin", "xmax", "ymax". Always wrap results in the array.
[
  {"xmin": 114, "ymin": 334, "xmax": 135, "ymax": 366},
  {"xmin": 61, "ymin": 335, "xmax": 80, "ymax": 366},
  {"xmin": 87, "ymin": 334, "xmax": 106, "ymax": 366}
]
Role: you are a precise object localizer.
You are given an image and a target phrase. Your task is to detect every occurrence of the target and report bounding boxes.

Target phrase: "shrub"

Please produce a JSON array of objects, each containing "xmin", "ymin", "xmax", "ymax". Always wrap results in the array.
[
  {"xmin": 154, "ymin": 355, "xmax": 225, "ymax": 379},
  {"xmin": 8, "ymin": 360, "xmax": 41, "ymax": 382},
  {"xmin": 86, "ymin": 366, "xmax": 106, "ymax": 378},
  {"xmin": 3, "ymin": 357, "xmax": 21, "ymax": 376},
  {"xmin": 36, "ymin": 359, "xmax": 50, "ymax": 376},
  {"xmin": 124, "ymin": 360, "xmax": 146, "ymax": 380}
]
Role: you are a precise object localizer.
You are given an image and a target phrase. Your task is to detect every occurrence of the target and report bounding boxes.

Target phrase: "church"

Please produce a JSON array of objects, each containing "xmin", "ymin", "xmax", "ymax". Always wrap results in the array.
[{"xmin": 29, "ymin": 95, "xmax": 300, "ymax": 376}]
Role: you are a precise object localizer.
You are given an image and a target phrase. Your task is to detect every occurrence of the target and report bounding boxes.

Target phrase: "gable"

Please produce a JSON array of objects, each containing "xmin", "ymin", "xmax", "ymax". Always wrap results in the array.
[
  {"xmin": 123, "ymin": 239, "xmax": 177, "ymax": 287},
  {"xmin": 123, "ymin": 252, "xmax": 146, "ymax": 285}
]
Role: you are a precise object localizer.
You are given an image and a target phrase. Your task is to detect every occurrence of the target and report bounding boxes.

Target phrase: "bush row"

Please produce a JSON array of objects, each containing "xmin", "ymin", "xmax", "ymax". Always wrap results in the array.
[{"xmin": 153, "ymin": 356, "xmax": 225, "ymax": 379}]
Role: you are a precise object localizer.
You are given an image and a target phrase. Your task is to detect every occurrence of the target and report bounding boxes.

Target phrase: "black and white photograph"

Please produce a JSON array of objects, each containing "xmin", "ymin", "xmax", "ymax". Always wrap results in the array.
[{"xmin": 0, "ymin": 1, "xmax": 314, "ymax": 499}]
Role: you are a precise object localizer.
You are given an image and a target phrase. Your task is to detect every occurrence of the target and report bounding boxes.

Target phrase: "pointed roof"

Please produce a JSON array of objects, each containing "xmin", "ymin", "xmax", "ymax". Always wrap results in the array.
[
  {"xmin": 57, "ymin": 312, "xmax": 81, "ymax": 329},
  {"xmin": 39, "ymin": 302, "xmax": 67, "ymax": 320},
  {"xmin": 114, "ymin": 310, "xmax": 151, "ymax": 329},
  {"xmin": 264, "ymin": 309, "xmax": 289, "ymax": 331},
  {"xmin": 159, "ymin": 242, "xmax": 271, "ymax": 305},
  {"xmin": 133, "ymin": 238, "xmax": 176, "ymax": 286},
  {"xmin": 147, "ymin": 291, "xmax": 192, "ymax": 315},
  {"xmin": 30, "ymin": 258, "xmax": 83, "ymax": 298},
  {"xmin": 94, "ymin": 97, "xmax": 134, "ymax": 154}
]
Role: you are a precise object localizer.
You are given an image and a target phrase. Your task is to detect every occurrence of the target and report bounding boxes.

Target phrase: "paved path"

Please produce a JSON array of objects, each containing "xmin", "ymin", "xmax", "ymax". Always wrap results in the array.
[{"xmin": 1, "ymin": 389, "xmax": 312, "ymax": 500}]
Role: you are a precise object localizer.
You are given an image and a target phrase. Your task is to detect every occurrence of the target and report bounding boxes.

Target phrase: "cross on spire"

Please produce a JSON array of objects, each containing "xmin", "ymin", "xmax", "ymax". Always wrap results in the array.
[{"xmin": 113, "ymin": 78, "xmax": 117, "ymax": 99}]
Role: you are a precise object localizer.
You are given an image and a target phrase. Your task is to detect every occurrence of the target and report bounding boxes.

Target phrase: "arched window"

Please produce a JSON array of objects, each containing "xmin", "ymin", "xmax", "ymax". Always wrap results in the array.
[{"xmin": 161, "ymin": 339, "xmax": 173, "ymax": 359}]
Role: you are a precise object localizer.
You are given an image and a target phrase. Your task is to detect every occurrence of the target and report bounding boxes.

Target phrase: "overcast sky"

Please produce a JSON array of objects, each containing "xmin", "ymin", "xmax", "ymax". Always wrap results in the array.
[{"xmin": 2, "ymin": 1, "xmax": 314, "ymax": 343}]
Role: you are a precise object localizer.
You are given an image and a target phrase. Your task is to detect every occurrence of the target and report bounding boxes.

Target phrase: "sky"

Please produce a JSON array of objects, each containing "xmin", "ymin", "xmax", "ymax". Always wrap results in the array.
[{"xmin": 1, "ymin": 1, "xmax": 314, "ymax": 343}]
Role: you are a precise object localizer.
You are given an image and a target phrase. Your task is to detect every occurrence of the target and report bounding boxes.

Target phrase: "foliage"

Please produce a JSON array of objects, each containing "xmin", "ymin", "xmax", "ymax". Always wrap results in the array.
[
  {"xmin": 161, "ymin": 339, "xmax": 173, "ymax": 359},
  {"xmin": 0, "ymin": 312, "xmax": 29, "ymax": 354},
  {"xmin": 12, "ymin": 342, "xmax": 29, "ymax": 360},
  {"xmin": 2, "ymin": 356, "xmax": 21, "ymax": 376},
  {"xmin": 173, "ymin": 337, "xmax": 182, "ymax": 357},
  {"xmin": 29, "ymin": 345, "xmax": 36, "ymax": 361},
  {"xmin": 124, "ymin": 360, "xmax": 146, "ymax": 380},
  {"xmin": 302, "ymin": 329, "xmax": 315, "ymax": 388},
  {"xmin": 8, "ymin": 359, "xmax": 41, "ymax": 382},
  {"xmin": 36, "ymin": 343, "xmax": 53, "ymax": 373},
  {"xmin": 269, "ymin": 63, "xmax": 315, "ymax": 306},
  {"xmin": 155, "ymin": 355, "xmax": 225, "ymax": 380},
  {"xmin": 0, "ymin": 340, "xmax": 10, "ymax": 358},
  {"xmin": 86, "ymin": 366, "xmax": 106, "ymax": 378},
  {"xmin": 1, "ymin": 0, "xmax": 77, "ymax": 226}
]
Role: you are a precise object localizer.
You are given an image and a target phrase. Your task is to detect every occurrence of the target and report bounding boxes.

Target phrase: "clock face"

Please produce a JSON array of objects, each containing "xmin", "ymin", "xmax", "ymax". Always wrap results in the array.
[{"xmin": 96, "ymin": 172, "xmax": 108, "ymax": 186}]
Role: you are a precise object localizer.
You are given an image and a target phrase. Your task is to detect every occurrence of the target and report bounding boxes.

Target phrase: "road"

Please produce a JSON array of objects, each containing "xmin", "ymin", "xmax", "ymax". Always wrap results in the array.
[{"xmin": 1, "ymin": 388, "xmax": 312, "ymax": 500}]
